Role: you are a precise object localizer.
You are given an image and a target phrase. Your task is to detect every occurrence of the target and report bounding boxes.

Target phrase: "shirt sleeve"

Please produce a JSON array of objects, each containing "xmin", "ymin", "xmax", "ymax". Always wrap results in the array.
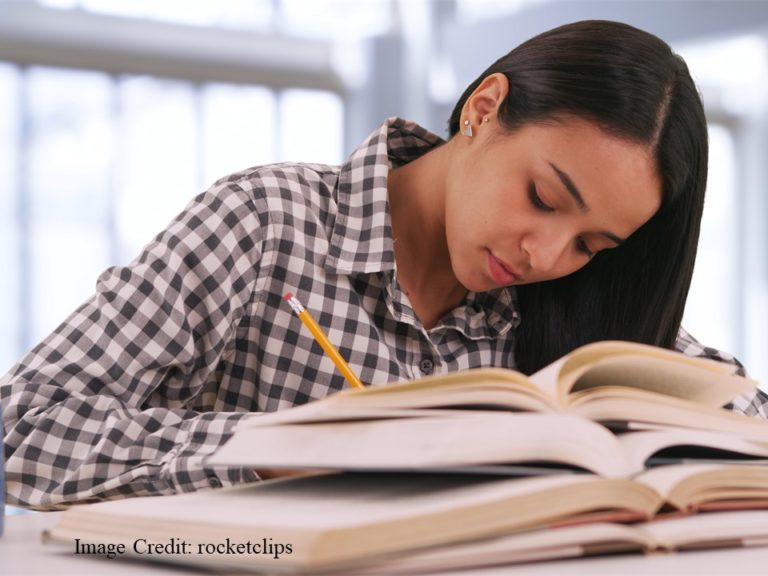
[
  {"xmin": 675, "ymin": 326, "xmax": 768, "ymax": 419},
  {"xmin": 0, "ymin": 179, "xmax": 265, "ymax": 510}
]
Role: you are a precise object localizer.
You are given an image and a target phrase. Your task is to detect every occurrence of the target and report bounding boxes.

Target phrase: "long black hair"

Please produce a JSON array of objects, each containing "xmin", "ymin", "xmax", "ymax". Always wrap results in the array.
[{"xmin": 448, "ymin": 20, "xmax": 708, "ymax": 374}]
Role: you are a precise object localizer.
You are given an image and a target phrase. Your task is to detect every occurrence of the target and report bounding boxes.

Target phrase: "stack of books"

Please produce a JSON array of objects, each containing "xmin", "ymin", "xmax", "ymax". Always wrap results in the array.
[{"xmin": 46, "ymin": 341, "xmax": 768, "ymax": 574}]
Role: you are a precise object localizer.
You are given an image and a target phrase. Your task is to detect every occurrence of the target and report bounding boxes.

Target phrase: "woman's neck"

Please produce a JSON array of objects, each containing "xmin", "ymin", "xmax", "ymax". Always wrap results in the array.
[{"xmin": 387, "ymin": 144, "xmax": 468, "ymax": 329}]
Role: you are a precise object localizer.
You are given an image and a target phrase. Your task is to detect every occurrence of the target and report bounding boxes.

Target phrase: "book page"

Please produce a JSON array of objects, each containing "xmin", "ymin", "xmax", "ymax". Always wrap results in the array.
[
  {"xmin": 527, "ymin": 356, "xmax": 566, "ymax": 401},
  {"xmin": 633, "ymin": 463, "xmax": 768, "ymax": 511},
  {"xmin": 210, "ymin": 412, "xmax": 632, "ymax": 477},
  {"xmin": 57, "ymin": 472, "xmax": 604, "ymax": 529},
  {"xmin": 545, "ymin": 340, "xmax": 754, "ymax": 406},
  {"xmin": 570, "ymin": 390, "xmax": 768, "ymax": 436},
  {"xmin": 350, "ymin": 522, "xmax": 651, "ymax": 575},
  {"xmin": 638, "ymin": 510, "xmax": 768, "ymax": 550},
  {"xmin": 247, "ymin": 368, "xmax": 555, "ymax": 427},
  {"xmin": 570, "ymin": 356, "xmax": 753, "ymax": 405},
  {"xmin": 618, "ymin": 428, "xmax": 768, "ymax": 471},
  {"xmin": 351, "ymin": 368, "xmax": 549, "ymax": 407}
]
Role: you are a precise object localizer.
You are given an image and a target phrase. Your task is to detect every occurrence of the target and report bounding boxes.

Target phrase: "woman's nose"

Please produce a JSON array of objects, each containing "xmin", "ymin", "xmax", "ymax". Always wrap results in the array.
[{"xmin": 522, "ymin": 228, "xmax": 571, "ymax": 274}]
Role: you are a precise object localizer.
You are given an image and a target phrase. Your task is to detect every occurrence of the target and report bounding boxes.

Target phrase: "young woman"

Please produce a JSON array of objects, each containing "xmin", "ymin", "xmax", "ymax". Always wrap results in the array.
[{"xmin": 2, "ymin": 20, "xmax": 766, "ymax": 510}]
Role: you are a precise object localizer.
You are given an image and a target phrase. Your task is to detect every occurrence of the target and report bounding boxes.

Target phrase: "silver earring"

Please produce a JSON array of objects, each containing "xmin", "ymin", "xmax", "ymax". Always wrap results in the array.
[{"xmin": 462, "ymin": 119, "xmax": 473, "ymax": 138}]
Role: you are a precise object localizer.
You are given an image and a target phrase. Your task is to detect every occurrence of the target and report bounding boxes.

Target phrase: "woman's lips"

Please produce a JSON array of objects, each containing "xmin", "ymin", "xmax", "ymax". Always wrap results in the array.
[{"xmin": 487, "ymin": 250, "xmax": 521, "ymax": 285}]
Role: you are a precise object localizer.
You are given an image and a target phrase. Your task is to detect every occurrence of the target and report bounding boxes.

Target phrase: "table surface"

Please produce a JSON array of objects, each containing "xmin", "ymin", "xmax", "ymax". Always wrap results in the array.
[{"xmin": 4, "ymin": 511, "xmax": 768, "ymax": 576}]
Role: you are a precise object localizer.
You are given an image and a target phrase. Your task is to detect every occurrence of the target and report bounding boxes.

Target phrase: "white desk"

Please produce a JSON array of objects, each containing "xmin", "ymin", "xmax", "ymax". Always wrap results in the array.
[{"xmin": 3, "ymin": 512, "xmax": 768, "ymax": 575}]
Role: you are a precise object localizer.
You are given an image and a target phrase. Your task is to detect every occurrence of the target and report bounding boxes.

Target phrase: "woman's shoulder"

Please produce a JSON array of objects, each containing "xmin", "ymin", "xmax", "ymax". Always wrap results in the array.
[
  {"xmin": 213, "ymin": 161, "xmax": 338, "ymax": 201},
  {"xmin": 196, "ymin": 162, "xmax": 342, "ymax": 249}
]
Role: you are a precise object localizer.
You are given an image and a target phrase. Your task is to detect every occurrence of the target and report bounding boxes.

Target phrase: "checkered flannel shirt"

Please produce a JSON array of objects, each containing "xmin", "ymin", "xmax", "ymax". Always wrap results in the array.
[{"xmin": 2, "ymin": 117, "xmax": 766, "ymax": 509}]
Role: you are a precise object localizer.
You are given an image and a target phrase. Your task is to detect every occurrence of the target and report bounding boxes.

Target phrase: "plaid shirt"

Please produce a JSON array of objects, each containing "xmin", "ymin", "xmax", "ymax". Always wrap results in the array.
[{"xmin": 2, "ymin": 117, "xmax": 766, "ymax": 510}]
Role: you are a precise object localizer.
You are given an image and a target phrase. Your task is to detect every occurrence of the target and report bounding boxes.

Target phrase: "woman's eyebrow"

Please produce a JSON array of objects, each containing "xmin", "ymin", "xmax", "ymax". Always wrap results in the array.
[
  {"xmin": 548, "ymin": 161, "xmax": 587, "ymax": 210},
  {"xmin": 548, "ymin": 161, "xmax": 625, "ymax": 246}
]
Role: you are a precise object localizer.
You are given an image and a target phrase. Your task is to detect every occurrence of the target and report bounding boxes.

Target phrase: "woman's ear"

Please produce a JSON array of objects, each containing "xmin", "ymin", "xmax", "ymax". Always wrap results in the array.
[{"xmin": 463, "ymin": 72, "xmax": 509, "ymax": 124}]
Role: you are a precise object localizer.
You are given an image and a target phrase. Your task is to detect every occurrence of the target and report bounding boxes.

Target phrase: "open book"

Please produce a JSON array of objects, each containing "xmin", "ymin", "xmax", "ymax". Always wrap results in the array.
[
  {"xmin": 208, "ymin": 411, "xmax": 768, "ymax": 478},
  {"xmin": 235, "ymin": 340, "xmax": 761, "ymax": 435},
  {"xmin": 45, "ymin": 341, "xmax": 768, "ymax": 574},
  {"xmin": 45, "ymin": 469, "xmax": 768, "ymax": 574},
  {"xmin": 209, "ymin": 341, "xmax": 765, "ymax": 478},
  {"xmin": 207, "ymin": 340, "xmax": 768, "ymax": 511},
  {"xmin": 352, "ymin": 510, "xmax": 768, "ymax": 575}
]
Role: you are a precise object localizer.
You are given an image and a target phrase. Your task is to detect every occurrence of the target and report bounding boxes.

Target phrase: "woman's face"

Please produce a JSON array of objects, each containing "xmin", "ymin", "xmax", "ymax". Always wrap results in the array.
[{"xmin": 445, "ymin": 116, "xmax": 662, "ymax": 292}]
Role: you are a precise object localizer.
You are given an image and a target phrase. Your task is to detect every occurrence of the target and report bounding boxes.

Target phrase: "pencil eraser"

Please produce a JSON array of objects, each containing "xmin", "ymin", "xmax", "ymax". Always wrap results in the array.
[{"xmin": 283, "ymin": 292, "xmax": 294, "ymax": 301}]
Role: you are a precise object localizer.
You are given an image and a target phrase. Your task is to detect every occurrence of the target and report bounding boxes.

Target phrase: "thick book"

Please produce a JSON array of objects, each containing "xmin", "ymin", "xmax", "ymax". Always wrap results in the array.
[
  {"xmin": 351, "ymin": 510, "xmax": 768, "ymax": 574},
  {"xmin": 208, "ymin": 340, "xmax": 768, "ymax": 477},
  {"xmin": 208, "ymin": 411, "xmax": 768, "ymax": 478},
  {"xmin": 44, "ymin": 470, "xmax": 768, "ymax": 574},
  {"xmin": 231, "ymin": 340, "xmax": 762, "ymax": 435}
]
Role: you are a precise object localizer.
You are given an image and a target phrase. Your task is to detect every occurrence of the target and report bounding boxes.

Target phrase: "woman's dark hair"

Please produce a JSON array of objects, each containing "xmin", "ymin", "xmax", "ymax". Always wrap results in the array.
[{"xmin": 448, "ymin": 20, "xmax": 708, "ymax": 374}]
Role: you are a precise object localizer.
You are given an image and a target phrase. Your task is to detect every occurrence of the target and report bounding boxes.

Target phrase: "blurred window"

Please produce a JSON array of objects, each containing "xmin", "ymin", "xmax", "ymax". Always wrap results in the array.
[
  {"xmin": 0, "ymin": 62, "xmax": 342, "ymax": 362},
  {"xmin": 677, "ymin": 35, "xmax": 768, "ymax": 384}
]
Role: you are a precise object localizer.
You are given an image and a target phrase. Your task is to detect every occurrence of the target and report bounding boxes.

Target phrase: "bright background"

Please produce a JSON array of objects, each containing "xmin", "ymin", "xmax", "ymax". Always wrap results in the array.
[{"xmin": 1, "ymin": 0, "xmax": 767, "ymax": 390}]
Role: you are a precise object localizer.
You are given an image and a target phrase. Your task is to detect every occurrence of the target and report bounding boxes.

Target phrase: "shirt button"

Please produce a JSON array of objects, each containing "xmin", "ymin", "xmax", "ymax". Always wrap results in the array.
[
  {"xmin": 419, "ymin": 358, "xmax": 435, "ymax": 375},
  {"xmin": 207, "ymin": 475, "xmax": 222, "ymax": 488}
]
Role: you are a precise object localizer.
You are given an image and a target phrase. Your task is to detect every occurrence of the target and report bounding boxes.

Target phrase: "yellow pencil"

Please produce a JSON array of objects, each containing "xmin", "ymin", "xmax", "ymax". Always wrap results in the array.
[{"xmin": 283, "ymin": 292, "xmax": 365, "ymax": 389}]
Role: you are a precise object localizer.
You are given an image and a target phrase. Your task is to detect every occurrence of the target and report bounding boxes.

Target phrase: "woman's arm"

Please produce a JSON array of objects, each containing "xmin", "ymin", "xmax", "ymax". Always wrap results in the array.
[
  {"xmin": 675, "ymin": 326, "xmax": 768, "ymax": 418},
  {"xmin": 0, "ymin": 179, "xmax": 266, "ymax": 509}
]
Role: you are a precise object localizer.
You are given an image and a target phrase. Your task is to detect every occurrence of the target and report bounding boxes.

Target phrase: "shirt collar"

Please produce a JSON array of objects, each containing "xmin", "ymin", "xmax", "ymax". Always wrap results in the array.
[
  {"xmin": 324, "ymin": 117, "xmax": 444, "ymax": 275},
  {"xmin": 324, "ymin": 116, "xmax": 521, "ymax": 339}
]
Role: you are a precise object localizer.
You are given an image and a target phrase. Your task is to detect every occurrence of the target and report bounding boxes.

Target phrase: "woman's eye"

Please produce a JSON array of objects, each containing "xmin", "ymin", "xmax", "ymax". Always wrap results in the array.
[
  {"xmin": 576, "ymin": 237, "xmax": 594, "ymax": 258},
  {"xmin": 528, "ymin": 182, "xmax": 555, "ymax": 213}
]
